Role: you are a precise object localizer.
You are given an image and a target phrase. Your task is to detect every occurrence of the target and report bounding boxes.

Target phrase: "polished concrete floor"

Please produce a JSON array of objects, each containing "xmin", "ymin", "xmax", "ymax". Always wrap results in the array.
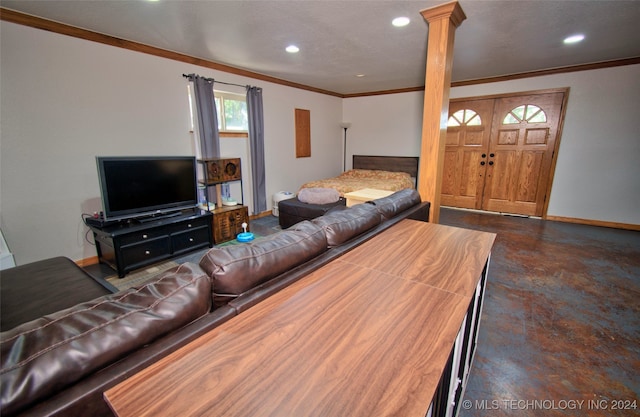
[{"xmin": 439, "ymin": 208, "xmax": 640, "ymax": 417}]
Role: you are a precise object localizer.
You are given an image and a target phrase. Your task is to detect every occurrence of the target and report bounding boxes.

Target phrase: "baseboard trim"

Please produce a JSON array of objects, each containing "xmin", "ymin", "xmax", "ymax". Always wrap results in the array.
[
  {"xmin": 545, "ymin": 215, "xmax": 640, "ymax": 231},
  {"xmin": 250, "ymin": 210, "xmax": 274, "ymax": 220},
  {"xmin": 76, "ymin": 256, "xmax": 99, "ymax": 267}
]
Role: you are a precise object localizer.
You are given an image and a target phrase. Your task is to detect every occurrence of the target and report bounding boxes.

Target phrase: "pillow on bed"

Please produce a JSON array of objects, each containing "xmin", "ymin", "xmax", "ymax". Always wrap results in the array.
[{"xmin": 298, "ymin": 187, "xmax": 340, "ymax": 205}]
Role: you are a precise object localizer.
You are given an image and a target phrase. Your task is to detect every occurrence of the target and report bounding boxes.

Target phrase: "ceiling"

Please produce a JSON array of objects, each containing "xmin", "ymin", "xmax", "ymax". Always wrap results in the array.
[{"xmin": 2, "ymin": 0, "xmax": 639, "ymax": 95}]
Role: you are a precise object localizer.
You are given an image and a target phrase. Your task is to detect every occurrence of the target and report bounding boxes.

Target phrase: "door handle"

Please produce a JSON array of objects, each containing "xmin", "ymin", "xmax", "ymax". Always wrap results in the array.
[
  {"xmin": 481, "ymin": 154, "xmax": 487, "ymax": 158},
  {"xmin": 480, "ymin": 161, "xmax": 486, "ymax": 166},
  {"xmin": 490, "ymin": 153, "xmax": 495, "ymax": 158},
  {"xmin": 489, "ymin": 161, "xmax": 494, "ymax": 166}
]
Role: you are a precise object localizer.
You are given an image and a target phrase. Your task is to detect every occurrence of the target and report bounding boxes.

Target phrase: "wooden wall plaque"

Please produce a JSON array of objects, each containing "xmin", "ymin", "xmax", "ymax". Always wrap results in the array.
[{"xmin": 295, "ymin": 108, "xmax": 311, "ymax": 158}]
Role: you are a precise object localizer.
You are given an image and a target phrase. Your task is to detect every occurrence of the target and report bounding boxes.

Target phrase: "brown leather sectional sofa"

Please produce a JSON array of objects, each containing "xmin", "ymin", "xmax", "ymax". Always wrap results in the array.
[{"xmin": 1, "ymin": 189, "xmax": 429, "ymax": 417}]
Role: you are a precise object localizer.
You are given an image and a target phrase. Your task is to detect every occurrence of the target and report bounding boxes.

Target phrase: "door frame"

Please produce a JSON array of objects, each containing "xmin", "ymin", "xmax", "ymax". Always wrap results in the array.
[{"xmin": 449, "ymin": 87, "xmax": 570, "ymax": 218}]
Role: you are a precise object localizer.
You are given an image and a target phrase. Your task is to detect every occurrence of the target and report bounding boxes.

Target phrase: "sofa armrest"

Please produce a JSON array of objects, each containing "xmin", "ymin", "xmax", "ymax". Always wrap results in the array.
[{"xmin": 1, "ymin": 263, "xmax": 210, "ymax": 416}]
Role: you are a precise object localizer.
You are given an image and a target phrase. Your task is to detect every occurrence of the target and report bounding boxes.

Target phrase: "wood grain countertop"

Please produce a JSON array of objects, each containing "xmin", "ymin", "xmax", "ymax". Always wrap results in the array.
[
  {"xmin": 339, "ymin": 219, "xmax": 496, "ymax": 297},
  {"xmin": 104, "ymin": 220, "xmax": 496, "ymax": 417}
]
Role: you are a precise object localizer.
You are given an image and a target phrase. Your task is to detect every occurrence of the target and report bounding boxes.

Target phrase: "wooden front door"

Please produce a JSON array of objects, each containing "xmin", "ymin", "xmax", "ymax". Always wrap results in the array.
[
  {"xmin": 442, "ymin": 99, "xmax": 494, "ymax": 209},
  {"xmin": 444, "ymin": 90, "xmax": 566, "ymax": 217}
]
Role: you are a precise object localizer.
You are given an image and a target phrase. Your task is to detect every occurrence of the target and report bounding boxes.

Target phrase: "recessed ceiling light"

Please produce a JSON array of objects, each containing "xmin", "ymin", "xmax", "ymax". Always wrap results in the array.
[
  {"xmin": 356, "ymin": 74, "xmax": 365, "ymax": 78},
  {"xmin": 286, "ymin": 45, "xmax": 300, "ymax": 53},
  {"xmin": 564, "ymin": 34, "xmax": 585, "ymax": 44},
  {"xmin": 392, "ymin": 17, "xmax": 410, "ymax": 27}
]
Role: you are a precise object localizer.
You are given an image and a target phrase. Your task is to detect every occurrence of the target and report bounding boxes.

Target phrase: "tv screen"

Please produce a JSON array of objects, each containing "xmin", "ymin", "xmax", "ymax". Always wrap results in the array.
[{"xmin": 96, "ymin": 156, "xmax": 198, "ymax": 221}]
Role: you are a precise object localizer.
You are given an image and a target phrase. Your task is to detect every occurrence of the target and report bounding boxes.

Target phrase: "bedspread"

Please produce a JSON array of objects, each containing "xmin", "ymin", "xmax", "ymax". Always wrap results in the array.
[{"xmin": 300, "ymin": 169, "xmax": 414, "ymax": 196}]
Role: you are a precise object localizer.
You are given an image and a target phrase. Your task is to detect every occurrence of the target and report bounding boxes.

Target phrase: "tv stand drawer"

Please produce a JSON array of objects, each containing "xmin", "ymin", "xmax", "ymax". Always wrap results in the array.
[
  {"xmin": 172, "ymin": 226, "xmax": 210, "ymax": 254},
  {"xmin": 169, "ymin": 216, "xmax": 210, "ymax": 234},
  {"xmin": 121, "ymin": 237, "xmax": 172, "ymax": 269},
  {"xmin": 119, "ymin": 229, "xmax": 169, "ymax": 246}
]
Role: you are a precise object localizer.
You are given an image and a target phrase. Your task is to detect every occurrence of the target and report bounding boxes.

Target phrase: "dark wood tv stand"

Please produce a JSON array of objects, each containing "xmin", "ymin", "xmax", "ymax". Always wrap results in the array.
[{"xmin": 89, "ymin": 210, "xmax": 213, "ymax": 277}]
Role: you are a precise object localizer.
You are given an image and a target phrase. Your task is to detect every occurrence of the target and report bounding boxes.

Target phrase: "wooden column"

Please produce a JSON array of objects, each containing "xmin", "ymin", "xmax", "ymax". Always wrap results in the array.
[{"xmin": 418, "ymin": 1, "xmax": 466, "ymax": 223}]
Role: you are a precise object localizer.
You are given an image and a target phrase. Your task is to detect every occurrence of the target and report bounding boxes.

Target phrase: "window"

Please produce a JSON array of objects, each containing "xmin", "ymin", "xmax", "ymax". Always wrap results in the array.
[
  {"xmin": 215, "ymin": 91, "xmax": 248, "ymax": 134},
  {"xmin": 447, "ymin": 109, "xmax": 482, "ymax": 127},
  {"xmin": 187, "ymin": 86, "xmax": 248, "ymax": 137},
  {"xmin": 503, "ymin": 104, "xmax": 547, "ymax": 124}
]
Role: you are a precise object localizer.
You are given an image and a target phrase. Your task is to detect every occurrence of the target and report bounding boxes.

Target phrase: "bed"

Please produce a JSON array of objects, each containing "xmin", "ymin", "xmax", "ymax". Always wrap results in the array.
[
  {"xmin": 299, "ymin": 155, "xmax": 419, "ymax": 196},
  {"xmin": 278, "ymin": 155, "xmax": 419, "ymax": 228}
]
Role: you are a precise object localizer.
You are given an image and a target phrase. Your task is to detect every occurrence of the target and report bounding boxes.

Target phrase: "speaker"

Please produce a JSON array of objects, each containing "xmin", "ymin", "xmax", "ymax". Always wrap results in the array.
[{"xmin": 201, "ymin": 158, "xmax": 241, "ymax": 183}]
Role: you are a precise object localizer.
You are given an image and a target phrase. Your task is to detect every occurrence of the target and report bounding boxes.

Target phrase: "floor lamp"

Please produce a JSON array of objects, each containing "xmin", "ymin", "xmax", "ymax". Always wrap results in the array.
[{"xmin": 340, "ymin": 122, "xmax": 351, "ymax": 171}]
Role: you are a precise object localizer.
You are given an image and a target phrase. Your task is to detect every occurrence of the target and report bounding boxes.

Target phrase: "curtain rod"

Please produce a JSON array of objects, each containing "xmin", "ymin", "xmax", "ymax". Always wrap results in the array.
[{"xmin": 182, "ymin": 73, "xmax": 257, "ymax": 89}]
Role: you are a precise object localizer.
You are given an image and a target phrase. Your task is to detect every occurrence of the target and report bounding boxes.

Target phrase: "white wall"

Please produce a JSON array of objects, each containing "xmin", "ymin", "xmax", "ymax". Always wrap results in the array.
[
  {"xmin": 0, "ymin": 21, "xmax": 341, "ymax": 265},
  {"xmin": 449, "ymin": 65, "xmax": 640, "ymax": 225},
  {"xmin": 343, "ymin": 64, "xmax": 640, "ymax": 226},
  {"xmin": 342, "ymin": 92, "xmax": 424, "ymax": 169}
]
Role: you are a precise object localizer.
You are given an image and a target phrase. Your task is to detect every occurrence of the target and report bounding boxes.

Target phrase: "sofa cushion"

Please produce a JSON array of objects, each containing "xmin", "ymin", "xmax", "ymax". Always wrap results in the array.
[
  {"xmin": 199, "ymin": 221, "xmax": 328, "ymax": 307},
  {"xmin": 369, "ymin": 188, "xmax": 421, "ymax": 219},
  {"xmin": 0, "ymin": 256, "xmax": 115, "ymax": 332},
  {"xmin": 278, "ymin": 197, "xmax": 346, "ymax": 229},
  {"xmin": 312, "ymin": 203, "xmax": 382, "ymax": 247},
  {"xmin": 297, "ymin": 187, "xmax": 340, "ymax": 204},
  {"xmin": 0, "ymin": 263, "xmax": 210, "ymax": 416}
]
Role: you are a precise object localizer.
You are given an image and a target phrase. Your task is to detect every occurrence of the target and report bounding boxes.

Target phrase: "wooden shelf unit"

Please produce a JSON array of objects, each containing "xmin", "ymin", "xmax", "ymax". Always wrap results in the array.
[
  {"xmin": 211, "ymin": 205, "xmax": 249, "ymax": 244},
  {"xmin": 198, "ymin": 158, "xmax": 249, "ymax": 244}
]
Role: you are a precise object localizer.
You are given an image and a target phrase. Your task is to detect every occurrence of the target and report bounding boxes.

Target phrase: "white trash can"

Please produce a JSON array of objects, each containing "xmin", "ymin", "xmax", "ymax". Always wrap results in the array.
[{"xmin": 272, "ymin": 191, "xmax": 295, "ymax": 216}]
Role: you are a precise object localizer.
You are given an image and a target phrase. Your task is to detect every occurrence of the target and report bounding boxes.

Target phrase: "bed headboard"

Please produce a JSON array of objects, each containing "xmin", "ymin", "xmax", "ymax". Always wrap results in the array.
[{"xmin": 352, "ymin": 155, "xmax": 420, "ymax": 178}]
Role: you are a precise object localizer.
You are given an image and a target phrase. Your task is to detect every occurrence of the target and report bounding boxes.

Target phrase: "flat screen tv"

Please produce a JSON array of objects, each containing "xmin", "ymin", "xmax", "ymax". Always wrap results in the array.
[{"xmin": 96, "ymin": 156, "xmax": 198, "ymax": 222}]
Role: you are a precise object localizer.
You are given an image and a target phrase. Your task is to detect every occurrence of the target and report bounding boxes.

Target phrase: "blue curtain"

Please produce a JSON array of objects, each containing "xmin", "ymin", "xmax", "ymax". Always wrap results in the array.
[{"xmin": 246, "ymin": 86, "xmax": 266, "ymax": 214}]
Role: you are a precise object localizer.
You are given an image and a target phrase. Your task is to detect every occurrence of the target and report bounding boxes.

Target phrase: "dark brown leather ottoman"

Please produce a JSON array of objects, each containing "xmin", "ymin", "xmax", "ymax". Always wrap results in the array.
[
  {"xmin": 0, "ymin": 256, "xmax": 117, "ymax": 331},
  {"xmin": 278, "ymin": 197, "xmax": 346, "ymax": 229}
]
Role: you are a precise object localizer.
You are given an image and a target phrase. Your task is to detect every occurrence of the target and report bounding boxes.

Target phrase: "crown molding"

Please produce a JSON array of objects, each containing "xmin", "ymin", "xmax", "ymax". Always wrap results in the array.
[{"xmin": 0, "ymin": 7, "xmax": 343, "ymax": 98}]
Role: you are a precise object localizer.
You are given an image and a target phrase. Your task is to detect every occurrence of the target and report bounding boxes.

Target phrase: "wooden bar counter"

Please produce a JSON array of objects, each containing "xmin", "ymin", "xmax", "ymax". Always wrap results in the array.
[{"xmin": 105, "ymin": 220, "xmax": 495, "ymax": 417}]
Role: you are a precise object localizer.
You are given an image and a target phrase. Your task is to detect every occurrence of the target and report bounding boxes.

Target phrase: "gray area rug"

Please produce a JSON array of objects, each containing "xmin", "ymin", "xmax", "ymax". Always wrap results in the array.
[{"xmin": 106, "ymin": 260, "xmax": 179, "ymax": 291}]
